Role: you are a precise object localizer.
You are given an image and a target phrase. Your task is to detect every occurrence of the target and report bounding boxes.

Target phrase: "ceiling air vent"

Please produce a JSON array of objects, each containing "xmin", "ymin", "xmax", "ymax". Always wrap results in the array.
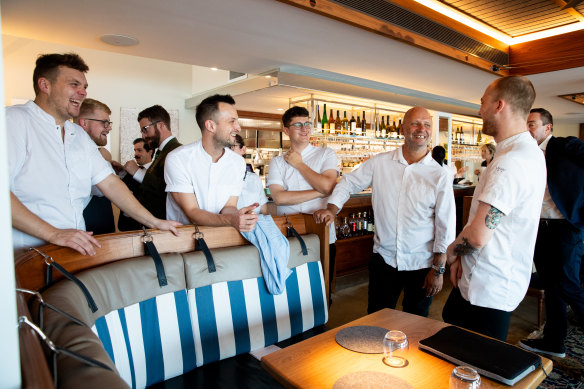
[{"xmin": 332, "ymin": 0, "xmax": 509, "ymax": 66}]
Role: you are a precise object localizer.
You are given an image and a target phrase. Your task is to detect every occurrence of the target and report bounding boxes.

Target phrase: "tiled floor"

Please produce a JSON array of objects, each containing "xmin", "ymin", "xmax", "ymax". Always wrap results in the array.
[{"xmin": 327, "ymin": 270, "xmax": 542, "ymax": 345}]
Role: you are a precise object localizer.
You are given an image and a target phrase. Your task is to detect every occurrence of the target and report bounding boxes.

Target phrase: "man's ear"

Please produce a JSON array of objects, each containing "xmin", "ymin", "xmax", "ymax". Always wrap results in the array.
[
  {"xmin": 204, "ymin": 119, "xmax": 216, "ymax": 133},
  {"xmin": 495, "ymin": 99, "xmax": 505, "ymax": 113},
  {"xmin": 282, "ymin": 126, "xmax": 290, "ymax": 137},
  {"xmin": 37, "ymin": 77, "xmax": 51, "ymax": 94}
]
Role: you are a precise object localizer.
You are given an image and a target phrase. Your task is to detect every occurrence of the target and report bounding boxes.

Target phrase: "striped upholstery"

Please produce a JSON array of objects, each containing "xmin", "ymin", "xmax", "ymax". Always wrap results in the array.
[{"xmin": 91, "ymin": 261, "xmax": 327, "ymax": 389}]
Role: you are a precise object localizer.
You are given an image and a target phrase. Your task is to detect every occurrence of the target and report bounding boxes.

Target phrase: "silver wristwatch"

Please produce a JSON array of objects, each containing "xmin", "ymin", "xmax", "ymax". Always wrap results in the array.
[{"xmin": 431, "ymin": 264, "xmax": 446, "ymax": 275}]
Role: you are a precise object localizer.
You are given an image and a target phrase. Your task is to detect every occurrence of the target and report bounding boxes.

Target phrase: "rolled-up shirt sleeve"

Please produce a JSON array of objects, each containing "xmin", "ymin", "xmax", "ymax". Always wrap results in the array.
[
  {"xmin": 432, "ymin": 171, "xmax": 456, "ymax": 253},
  {"xmin": 328, "ymin": 158, "xmax": 374, "ymax": 211},
  {"xmin": 164, "ymin": 151, "xmax": 194, "ymax": 193}
]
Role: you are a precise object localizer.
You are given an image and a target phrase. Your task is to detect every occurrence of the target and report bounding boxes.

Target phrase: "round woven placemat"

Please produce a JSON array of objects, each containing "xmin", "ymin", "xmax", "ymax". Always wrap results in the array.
[
  {"xmin": 335, "ymin": 325, "xmax": 389, "ymax": 354},
  {"xmin": 333, "ymin": 371, "xmax": 414, "ymax": 389}
]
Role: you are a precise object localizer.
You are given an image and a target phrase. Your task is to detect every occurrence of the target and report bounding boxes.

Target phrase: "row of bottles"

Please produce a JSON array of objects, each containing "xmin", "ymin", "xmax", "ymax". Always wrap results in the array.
[
  {"xmin": 315, "ymin": 104, "xmax": 403, "ymax": 139},
  {"xmin": 452, "ymin": 125, "xmax": 484, "ymax": 145},
  {"xmin": 336, "ymin": 211, "xmax": 375, "ymax": 239}
]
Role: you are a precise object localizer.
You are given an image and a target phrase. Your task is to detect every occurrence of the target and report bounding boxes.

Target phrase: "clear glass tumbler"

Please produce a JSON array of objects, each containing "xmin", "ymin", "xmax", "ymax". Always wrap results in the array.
[
  {"xmin": 382, "ymin": 330, "xmax": 409, "ymax": 368},
  {"xmin": 449, "ymin": 366, "xmax": 481, "ymax": 388}
]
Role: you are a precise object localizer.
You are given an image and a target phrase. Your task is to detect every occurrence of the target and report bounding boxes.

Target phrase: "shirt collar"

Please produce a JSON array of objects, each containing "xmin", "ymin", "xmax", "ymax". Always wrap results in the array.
[
  {"xmin": 158, "ymin": 135, "xmax": 175, "ymax": 151},
  {"xmin": 395, "ymin": 146, "xmax": 432, "ymax": 166},
  {"xmin": 539, "ymin": 134, "xmax": 553, "ymax": 151}
]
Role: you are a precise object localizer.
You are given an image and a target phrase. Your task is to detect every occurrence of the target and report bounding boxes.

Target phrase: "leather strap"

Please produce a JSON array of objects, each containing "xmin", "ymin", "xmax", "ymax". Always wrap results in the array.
[
  {"xmin": 45, "ymin": 260, "xmax": 98, "ymax": 313},
  {"xmin": 287, "ymin": 226, "xmax": 308, "ymax": 256},
  {"xmin": 144, "ymin": 240, "xmax": 168, "ymax": 287},
  {"xmin": 196, "ymin": 236, "xmax": 216, "ymax": 273}
]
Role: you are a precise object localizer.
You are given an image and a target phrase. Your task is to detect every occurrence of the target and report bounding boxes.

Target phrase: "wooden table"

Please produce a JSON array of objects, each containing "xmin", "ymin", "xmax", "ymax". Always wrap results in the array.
[{"xmin": 262, "ymin": 309, "xmax": 552, "ymax": 388}]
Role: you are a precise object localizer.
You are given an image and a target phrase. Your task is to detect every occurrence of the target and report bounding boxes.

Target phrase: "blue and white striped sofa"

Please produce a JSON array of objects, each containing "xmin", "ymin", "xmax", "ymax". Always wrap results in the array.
[{"xmin": 39, "ymin": 234, "xmax": 327, "ymax": 389}]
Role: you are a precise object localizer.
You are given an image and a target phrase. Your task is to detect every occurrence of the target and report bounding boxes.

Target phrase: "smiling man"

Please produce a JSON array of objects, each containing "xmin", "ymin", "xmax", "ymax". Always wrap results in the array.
[
  {"xmin": 314, "ymin": 106, "xmax": 455, "ymax": 317},
  {"xmin": 164, "ymin": 94, "xmax": 258, "ymax": 232},
  {"xmin": 8, "ymin": 53, "xmax": 181, "ymax": 255}
]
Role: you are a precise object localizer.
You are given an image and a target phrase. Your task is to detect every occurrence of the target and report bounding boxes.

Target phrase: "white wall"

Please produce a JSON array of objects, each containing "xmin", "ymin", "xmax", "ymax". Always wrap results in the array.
[
  {"xmin": 2, "ymin": 34, "xmax": 200, "ymax": 163},
  {"xmin": 553, "ymin": 121, "xmax": 580, "ymax": 138}
]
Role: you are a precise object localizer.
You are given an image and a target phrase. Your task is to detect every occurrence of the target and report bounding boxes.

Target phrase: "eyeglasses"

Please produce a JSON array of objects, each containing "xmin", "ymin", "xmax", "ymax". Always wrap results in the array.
[
  {"xmin": 141, "ymin": 120, "xmax": 161, "ymax": 134},
  {"xmin": 289, "ymin": 121, "xmax": 312, "ymax": 130},
  {"xmin": 85, "ymin": 118, "xmax": 113, "ymax": 128}
]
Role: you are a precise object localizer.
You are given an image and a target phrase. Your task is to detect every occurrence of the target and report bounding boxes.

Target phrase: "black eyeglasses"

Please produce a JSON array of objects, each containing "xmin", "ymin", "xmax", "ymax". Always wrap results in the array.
[
  {"xmin": 85, "ymin": 118, "xmax": 113, "ymax": 129},
  {"xmin": 141, "ymin": 120, "xmax": 161, "ymax": 134}
]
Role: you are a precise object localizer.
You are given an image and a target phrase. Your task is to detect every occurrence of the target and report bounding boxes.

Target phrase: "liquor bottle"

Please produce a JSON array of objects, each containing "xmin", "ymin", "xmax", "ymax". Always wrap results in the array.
[
  {"xmin": 453, "ymin": 127, "xmax": 458, "ymax": 144},
  {"xmin": 315, "ymin": 105, "xmax": 321, "ymax": 133},
  {"xmin": 335, "ymin": 215, "xmax": 341, "ymax": 239},
  {"xmin": 340, "ymin": 217, "xmax": 351, "ymax": 238},
  {"xmin": 335, "ymin": 110, "xmax": 342, "ymax": 135},
  {"xmin": 389, "ymin": 117, "xmax": 397, "ymax": 139},
  {"xmin": 380, "ymin": 116, "xmax": 386, "ymax": 138},
  {"xmin": 362, "ymin": 111, "xmax": 367, "ymax": 137},
  {"xmin": 362, "ymin": 211, "xmax": 369, "ymax": 232},
  {"xmin": 476, "ymin": 128, "xmax": 482, "ymax": 144},
  {"xmin": 397, "ymin": 119, "xmax": 402, "ymax": 137},
  {"xmin": 322, "ymin": 104, "xmax": 329, "ymax": 134},
  {"xmin": 460, "ymin": 127, "xmax": 465, "ymax": 144},
  {"xmin": 375, "ymin": 115, "xmax": 380, "ymax": 138},
  {"xmin": 329, "ymin": 109, "xmax": 335, "ymax": 133},
  {"xmin": 367, "ymin": 210, "xmax": 375, "ymax": 234},
  {"xmin": 356, "ymin": 114, "xmax": 362, "ymax": 136},
  {"xmin": 350, "ymin": 112, "xmax": 356, "ymax": 135},
  {"xmin": 341, "ymin": 111, "xmax": 349, "ymax": 135},
  {"xmin": 357, "ymin": 212, "xmax": 363, "ymax": 236},
  {"xmin": 349, "ymin": 213, "xmax": 357, "ymax": 235}
]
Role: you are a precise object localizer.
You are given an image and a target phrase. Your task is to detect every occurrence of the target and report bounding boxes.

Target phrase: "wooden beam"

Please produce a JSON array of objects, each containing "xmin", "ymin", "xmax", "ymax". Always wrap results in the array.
[
  {"xmin": 509, "ymin": 30, "xmax": 584, "ymax": 75},
  {"xmin": 275, "ymin": 0, "xmax": 509, "ymax": 76}
]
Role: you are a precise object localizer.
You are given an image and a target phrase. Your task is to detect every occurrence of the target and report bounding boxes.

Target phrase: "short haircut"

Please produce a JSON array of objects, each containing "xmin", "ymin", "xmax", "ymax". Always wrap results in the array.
[
  {"xmin": 530, "ymin": 108, "xmax": 553, "ymax": 128},
  {"xmin": 233, "ymin": 134, "xmax": 245, "ymax": 149},
  {"xmin": 33, "ymin": 53, "xmax": 89, "ymax": 95},
  {"xmin": 432, "ymin": 146, "xmax": 446, "ymax": 166},
  {"xmin": 195, "ymin": 94, "xmax": 236, "ymax": 132},
  {"xmin": 133, "ymin": 137, "xmax": 151, "ymax": 152},
  {"xmin": 282, "ymin": 106, "xmax": 309, "ymax": 128},
  {"xmin": 79, "ymin": 98, "xmax": 111, "ymax": 117},
  {"xmin": 491, "ymin": 76, "xmax": 536, "ymax": 118},
  {"xmin": 138, "ymin": 105, "xmax": 171, "ymax": 130},
  {"xmin": 483, "ymin": 142, "xmax": 496, "ymax": 157}
]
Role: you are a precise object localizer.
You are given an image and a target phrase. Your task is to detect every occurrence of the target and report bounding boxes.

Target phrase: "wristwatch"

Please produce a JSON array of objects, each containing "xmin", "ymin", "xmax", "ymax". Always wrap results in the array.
[{"xmin": 431, "ymin": 264, "xmax": 446, "ymax": 275}]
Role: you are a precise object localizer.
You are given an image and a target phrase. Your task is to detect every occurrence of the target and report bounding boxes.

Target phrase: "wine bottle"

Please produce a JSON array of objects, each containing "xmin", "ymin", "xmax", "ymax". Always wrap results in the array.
[
  {"xmin": 380, "ymin": 115, "xmax": 386, "ymax": 138},
  {"xmin": 362, "ymin": 111, "xmax": 367, "ymax": 137},
  {"xmin": 460, "ymin": 127, "xmax": 465, "ymax": 144},
  {"xmin": 476, "ymin": 128, "xmax": 482, "ymax": 144},
  {"xmin": 374, "ymin": 115, "xmax": 380, "ymax": 138},
  {"xmin": 322, "ymin": 104, "xmax": 328, "ymax": 134},
  {"xmin": 341, "ymin": 111, "xmax": 349, "ymax": 135},
  {"xmin": 315, "ymin": 105, "xmax": 321, "ymax": 133},
  {"xmin": 329, "ymin": 109, "xmax": 335, "ymax": 133},
  {"xmin": 389, "ymin": 117, "xmax": 397, "ymax": 139},
  {"xmin": 397, "ymin": 118, "xmax": 402, "ymax": 137},
  {"xmin": 335, "ymin": 110, "xmax": 342, "ymax": 135},
  {"xmin": 350, "ymin": 112, "xmax": 356, "ymax": 135},
  {"xmin": 362, "ymin": 211, "xmax": 369, "ymax": 232},
  {"xmin": 356, "ymin": 114, "xmax": 362, "ymax": 136}
]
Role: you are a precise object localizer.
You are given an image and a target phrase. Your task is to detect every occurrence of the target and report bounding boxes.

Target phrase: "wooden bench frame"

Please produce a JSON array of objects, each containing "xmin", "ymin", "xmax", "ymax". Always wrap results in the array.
[{"xmin": 14, "ymin": 214, "xmax": 329, "ymax": 389}]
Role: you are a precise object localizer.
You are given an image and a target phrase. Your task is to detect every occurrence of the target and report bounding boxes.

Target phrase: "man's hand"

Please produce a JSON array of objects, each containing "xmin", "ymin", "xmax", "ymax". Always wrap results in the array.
[
  {"xmin": 423, "ymin": 269, "xmax": 443, "ymax": 297},
  {"xmin": 124, "ymin": 160, "xmax": 140, "ymax": 176},
  {"xmin": 449, "ymin": 257, "xmax": 463, "ymax": 288},
  {"xmin": 231, "ymin": 203, "xmax": 259, "ymax": 232},
  {"xmin": 47, "ymin": 229, "xmax": 101, "ymax": 256},
  {"xmin": 111, "ymin": 160, "xmax": 124, "ymax": 174},
  {"xmin": 151, "ymin": 219, "xmax": 182, "ymax": 236},
  {"xmin": 284, "ymin": 150, "xmax": 303, "ymax": 169},
  {"xmin": 314, "ymin": 209, "xmax": 335, "ymax": 226}
]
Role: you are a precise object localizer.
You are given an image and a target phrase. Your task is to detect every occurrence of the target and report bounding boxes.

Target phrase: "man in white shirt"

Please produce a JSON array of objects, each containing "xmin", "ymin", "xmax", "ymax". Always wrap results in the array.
[
  {"xmin": 164, "ymin": 94, "xmax": 258, "ymax": 231},
  {"xmin": 267, "ymin": 106, "xmax": 338, "ymax": 295},
  {"xmin": 443, "ymin": 76, "xmax": 546, "ymax": 341},
  {"xmin": 8, "ymin": 53, "xmax": 180, "ymax": 255},
  {"xmin": 315, "ymin": 107, "xmax": 455, "ymax": 317}
]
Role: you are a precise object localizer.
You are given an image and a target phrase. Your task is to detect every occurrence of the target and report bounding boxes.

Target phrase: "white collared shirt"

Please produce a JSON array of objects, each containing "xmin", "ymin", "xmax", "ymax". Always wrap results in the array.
[
  {"xmin": 164, "ymin": 140, "xmax": 245, "ymax": 224},
  {"xmin": 458, "ymin": 132, "xmax": 546, "ymax": 311},
  {"xmin": 538, "ymin": 134, "xmax": 564, "ymax": 219},
  {"xmin": 238, "ymin": 171, "xmax": 268, "ymax": 214},
  {"xmin": 328, "ymin": 147, "xmax": 456, "ymax": 270},
  {"xmin": 132, "ymin": 161, "xmax": 152, "ymax": 184},
  {"xmin": 8, "ymin": 101, "xmax": 113, "ymax": 252},
  {"xmin": 267, "ymin": 144, "xmax": 338, "ymax": 242}
]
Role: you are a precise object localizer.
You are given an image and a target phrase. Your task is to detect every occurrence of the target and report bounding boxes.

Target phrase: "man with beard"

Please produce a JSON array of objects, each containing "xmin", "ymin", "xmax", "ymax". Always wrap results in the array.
[
  {"xmin": 121, "ymin": 105, "xmax": 182, "ymax": 230},
  {"xmin": 314, "ymin": 107, "xmax": 455, "ymax": 317},
  {"xmin": 442, "ymin": 76, "xmax": 546, "ymax": 341},
  {"xmin": 8, "ymin": 53, "xmax": 181, "ymax": 255},
  {"xmin": 74, "ymin": 98, "xmax": 118, "ymax": 234},
  {"xmin": 164, "ymin": 94, "xmax": 258, "ymax": 232}
]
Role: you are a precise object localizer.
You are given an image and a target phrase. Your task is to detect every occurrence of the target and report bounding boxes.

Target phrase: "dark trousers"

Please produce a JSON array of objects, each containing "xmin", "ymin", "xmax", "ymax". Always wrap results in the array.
[
  {"xmin": 367, "ymin": 253, "xmax": 432, "ymax": 317},
  {"xmin": 534, "ymin": 219, "xmax": 584, "ymax": 347},
  {"xmin": 442, "ymin": 287, "xmax": 511, "ymax": 341},
  {"xmin": 329, "ymin": 243, "xmax": 336, "ymax": 295}
]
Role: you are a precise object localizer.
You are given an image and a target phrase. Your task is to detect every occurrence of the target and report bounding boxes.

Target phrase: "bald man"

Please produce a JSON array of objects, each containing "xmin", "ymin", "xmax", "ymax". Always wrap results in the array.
[{"xmin": 314, "ymin": 107, "xmax": 455, "ymax": 317}]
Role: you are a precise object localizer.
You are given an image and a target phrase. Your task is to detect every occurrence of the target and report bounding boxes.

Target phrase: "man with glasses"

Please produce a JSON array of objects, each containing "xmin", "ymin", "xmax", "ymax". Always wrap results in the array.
[
  {"xmin": 314, "ymin": 107, "xmax": 455, "ymax": 316},
  {"xmin": 8, "ymin": 53, "xmax": 180, "ymax": 255},
  {"xmin": 120, "ymin": 105, "xmax": 182, "ymax": 230},
  {"xmin": 164, "ymin": 94, "xmax": 258, "ymax": 231},
  {"xmin": 268, "ymin": 106, "xmax": 338, "ymax": 297},
  {"xmin": 74, "ymin": 98, "xmax": 119, "ymax": 234}
]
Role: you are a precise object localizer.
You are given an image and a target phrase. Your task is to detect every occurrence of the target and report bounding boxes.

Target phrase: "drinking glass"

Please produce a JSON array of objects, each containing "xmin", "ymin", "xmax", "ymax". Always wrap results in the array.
[
  {"xmin": 449, "ymin": 366, "xmax": 481, "ymax": 388},
  {"xmin": 382, "ymin": 330, "xmax": 409, "ymax": 368}
]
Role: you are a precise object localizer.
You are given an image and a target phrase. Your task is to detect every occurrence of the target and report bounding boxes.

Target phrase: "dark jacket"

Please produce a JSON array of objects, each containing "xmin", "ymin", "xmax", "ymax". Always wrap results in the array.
[{"xmin": 546, "ymin": 136, "xmax": 584, "ymax": 229}]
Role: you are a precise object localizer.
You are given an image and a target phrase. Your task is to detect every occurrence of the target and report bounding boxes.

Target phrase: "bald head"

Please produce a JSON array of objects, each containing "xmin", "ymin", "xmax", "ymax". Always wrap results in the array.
[{"xmin": 402, "ymin": 107, "xmax": 432, "ymax": 152}]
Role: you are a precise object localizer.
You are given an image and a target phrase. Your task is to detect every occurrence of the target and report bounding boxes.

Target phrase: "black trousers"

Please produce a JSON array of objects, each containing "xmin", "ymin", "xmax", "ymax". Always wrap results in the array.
[
  {"xmin": 367, "ymin": 253, "xmax": 432, "ymax": 317},
  {"xmin": 442, "ymin": 287, "xmax": 511, "ymax": 341},
  {"xmin": 534, "ymin": 219, "xmax": 584, "ymax": 347}
]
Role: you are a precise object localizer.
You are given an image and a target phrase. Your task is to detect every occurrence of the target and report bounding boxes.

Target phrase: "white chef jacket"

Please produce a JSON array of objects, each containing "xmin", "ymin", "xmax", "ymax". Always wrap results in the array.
[
  {"xmin": 267, "ymin": 144, "xmax": 338, "ymax": 243},
  {"xmin": 328, "ymin": 147, "xmax": 456, "ymax": 270},
  {"xmin": 237, "ymin": 171, "xmax": 268, "ymax": 214},
  {"xmin": 458, "ymin": 132, "xmax": 546, "ymax": 311},
  {"xmin": 164, "ymin": 140, "xmax": 245, "ymax": 224},
  {"xmin": 8, "ymin": 101, "xmax": 113, "ymax": 252}
]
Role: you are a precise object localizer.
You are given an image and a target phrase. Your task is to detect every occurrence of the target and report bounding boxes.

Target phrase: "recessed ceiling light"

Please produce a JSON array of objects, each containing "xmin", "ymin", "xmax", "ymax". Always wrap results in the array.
[
  {"xmin": 100, "ymin": 34, "xmax": 139, "ymax": 47},
  {"xmin": 211, "ymin": 67, "xmax": 218, "ymax": 71},
  {"xmin": 265, "ymin": 75, "xmax": 271, "ymax": 78},
  {"xmin": 277, "ymin": 108, "xmax": 284, "ymax": 111}
]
